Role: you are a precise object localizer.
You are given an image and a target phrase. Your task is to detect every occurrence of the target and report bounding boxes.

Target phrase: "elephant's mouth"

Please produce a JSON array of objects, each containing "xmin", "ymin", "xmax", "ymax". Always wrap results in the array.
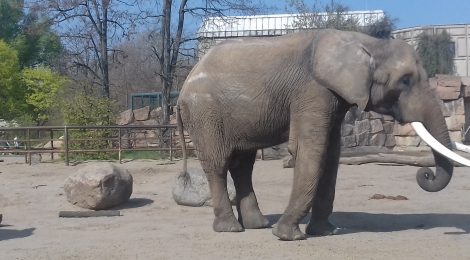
[{"xmin": 411, "ymin": 122, "xmax": 470, "ymax": 166}]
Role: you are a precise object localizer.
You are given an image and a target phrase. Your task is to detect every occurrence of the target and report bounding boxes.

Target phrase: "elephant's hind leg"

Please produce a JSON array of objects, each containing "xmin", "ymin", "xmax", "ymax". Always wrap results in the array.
[
  {"xmin": 199, "ymin": 151, "xmax": 244, "ymax": 233},
  {"xmin": 229, "ymin": 150, "xmax": 270, "ymax": 229}
]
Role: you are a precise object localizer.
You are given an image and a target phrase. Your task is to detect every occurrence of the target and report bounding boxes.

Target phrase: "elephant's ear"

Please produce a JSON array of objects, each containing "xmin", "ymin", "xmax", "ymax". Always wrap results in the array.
[{"xmin": 313, "ymin": 33, "xmax": 374, "ymax": 111}]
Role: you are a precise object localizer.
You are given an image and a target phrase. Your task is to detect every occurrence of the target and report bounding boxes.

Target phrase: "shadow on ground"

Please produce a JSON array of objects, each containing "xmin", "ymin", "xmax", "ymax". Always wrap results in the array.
[
  {"xmin": 112, "ymin": 198, "xmax": 154, "ymax": 210},
  {"xmin": 0, "ymin": 227, "xmax": 35, "ymax": 241},
  {"xmin": 266, "ymin": 212, "xmax": 470, "ymax": 235}
]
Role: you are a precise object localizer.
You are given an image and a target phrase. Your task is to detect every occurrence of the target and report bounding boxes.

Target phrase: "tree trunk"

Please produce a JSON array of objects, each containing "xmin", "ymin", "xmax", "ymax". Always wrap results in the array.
[
  {"xmin": 101, "ymin": 0, "xmax": 110, "ymax": 98},
  {"xmin": 161, "ymin": 0, "xmax": 172, "ymax": 124}
]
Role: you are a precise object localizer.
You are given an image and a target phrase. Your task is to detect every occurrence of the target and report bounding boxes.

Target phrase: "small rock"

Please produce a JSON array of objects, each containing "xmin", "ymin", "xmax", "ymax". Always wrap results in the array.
[
  {"xmin": 172, "ymin": 168, "xmax": 236, "ymax": 207},
  {"xmin": 369, "ymin": 194, "xmax": 408, "ymax": 200},
  {"xmin": 64, "ymin": 163, "xmax": 133, "ymax": 210},
  {"xmin": 370, "ymin": 194, "xmax": 386, "ymax": 200},
  {"xmin": 390, "ymin": 195, "xmax": 408, "ymax": 200}
]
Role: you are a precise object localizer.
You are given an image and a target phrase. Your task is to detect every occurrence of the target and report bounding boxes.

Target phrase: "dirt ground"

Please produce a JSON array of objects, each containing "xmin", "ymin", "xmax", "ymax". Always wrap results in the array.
[{"xmin": 1, "ymin": 156, "xmax": 470, "ymax": 260}]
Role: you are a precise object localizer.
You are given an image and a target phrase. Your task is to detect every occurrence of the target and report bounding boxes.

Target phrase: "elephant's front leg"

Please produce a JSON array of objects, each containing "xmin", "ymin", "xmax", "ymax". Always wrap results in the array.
[
  {"xmin": 306, "ymin": 104, "xmax": 348, "ymax": 236},
  {"xmin": 273, "ymin": 102, "xmax": 336, "ymax": 241}
]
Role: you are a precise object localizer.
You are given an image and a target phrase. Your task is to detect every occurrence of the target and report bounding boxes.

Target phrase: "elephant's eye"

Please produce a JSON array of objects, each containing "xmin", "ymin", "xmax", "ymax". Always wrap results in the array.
[{"xmin": 400, "ymin": 74, "xmax": 412, "ymax": 86}]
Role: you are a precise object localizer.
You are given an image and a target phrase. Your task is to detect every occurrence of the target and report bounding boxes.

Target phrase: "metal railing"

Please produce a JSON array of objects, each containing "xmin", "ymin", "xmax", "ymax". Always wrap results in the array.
[{"xmin": 0, "ymin": 125, "xmax": 185, "ymax": 166}]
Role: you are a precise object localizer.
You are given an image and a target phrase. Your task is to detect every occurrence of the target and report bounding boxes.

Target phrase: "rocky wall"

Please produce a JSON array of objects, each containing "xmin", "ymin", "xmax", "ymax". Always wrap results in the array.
[
  {"xmin": 342, "ymin": 74, "xmax": 469, "ymax": 150},
  {"xmin": 117, "ymin": 74, "xmax": 470, "ymax": 155}
]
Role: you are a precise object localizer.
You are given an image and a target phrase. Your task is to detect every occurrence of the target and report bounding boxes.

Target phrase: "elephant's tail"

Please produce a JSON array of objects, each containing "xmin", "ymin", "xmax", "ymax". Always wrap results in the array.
[{"xmin": 176, "ymin": 105, "xmax": 187, "ymax": 174}]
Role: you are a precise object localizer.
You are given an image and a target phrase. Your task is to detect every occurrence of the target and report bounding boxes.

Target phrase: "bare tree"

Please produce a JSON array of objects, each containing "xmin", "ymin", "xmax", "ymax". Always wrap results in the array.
[
  {"xmin": 153, "ymin": 0, "xmax": 262, "ymax": 123},
  {"xmin": 41, "ymin": 0, "xmax": 139, "ymax": 98},
  {"xmin": 288, "ymin": 0, "xmax": 395, "ymax": 38}
]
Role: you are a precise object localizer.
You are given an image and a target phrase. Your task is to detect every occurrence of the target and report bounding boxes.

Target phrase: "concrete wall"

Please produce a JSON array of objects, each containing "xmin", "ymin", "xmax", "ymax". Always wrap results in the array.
[{"xmin": 392, "ymin": 25, "xmax": 470, "ymax": 77}]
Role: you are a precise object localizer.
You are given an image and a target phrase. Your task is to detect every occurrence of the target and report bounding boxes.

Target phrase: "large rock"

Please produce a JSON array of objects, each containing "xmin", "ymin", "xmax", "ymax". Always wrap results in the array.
[
  {"xmin": 449, "ymin": 131, "xmax": 463, "ymax": 142},
  {"xmin": 133, "ymin": 106, "xmax": 150, "ymax": 121},
  {"xmin": 435, "ymin": 85, "xmax": 461, "ymax": 101},
  {"xmin": 370, "ymin": 119, "xmax": 384, "ymax": 134},
  {"xmin": 341, "ymin": 124, "xmax": 354, "ymax": 137},
  {"xmin": 394, "ymin": 123, "xmax": 416, "ymax": 136},
  {"xmin": 356, "ymin": 132, "xmax": 370, "ymax": 146},
  {"xmin": 354, "ymin": 119, "xmax": 370, "ymax": 135},
  {"xmin": 445, "ymin": 115, "xmax": 465, "ymax": 131},
  {"xmin": 341, "ymin": 135, "xmax": 357, "ymax": 148},
  {"xmin": 64, "ymin": 163, "xmax": 133, "ymax": 210},
  {"xmin": 172, "ymin": 168, "xmax": 236, "ymax": 207},
  {"xmin": 382, "ymin": 122, "xmax": 395, "ymax": 134},
  {"xmin": 441, "ymin": 99, "xmax": 465, "ymax": 116},
  {"xmin": 394, "ymin": 136, "xmax": 421, "ymax": 147},
  {"xmin": 117, "ymin": 109, "xmax": 134, "ymax": 125},
  {"xmin": 258, "ymin": 143, "xmax": 289, "ymax": 160},
  {"xmin": 369, "ymin": 133, "xmax": 386, "ymax": 147},
  {"xmin": 436, "ymin": 74, "xmax": 462, "ymax": 88}
]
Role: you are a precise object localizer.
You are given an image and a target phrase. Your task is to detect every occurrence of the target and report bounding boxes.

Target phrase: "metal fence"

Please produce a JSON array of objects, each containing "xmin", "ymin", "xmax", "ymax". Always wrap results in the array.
[{"xmin": 0, "ymin": 125, "xmax": 183, "ymax": 166}]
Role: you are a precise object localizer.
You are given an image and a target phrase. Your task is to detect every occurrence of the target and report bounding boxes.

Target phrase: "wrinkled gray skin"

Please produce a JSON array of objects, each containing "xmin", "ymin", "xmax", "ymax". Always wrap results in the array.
[{"xmin": 177, "ymin": 29, "xmax": 453, "ymax": 241}]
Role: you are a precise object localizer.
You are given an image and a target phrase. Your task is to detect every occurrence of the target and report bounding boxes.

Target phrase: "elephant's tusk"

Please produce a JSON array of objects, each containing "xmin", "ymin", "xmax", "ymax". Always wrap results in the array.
[
  {"xmin": 411, "ymin": 122, "xmax": 470, "ymax": 167},
  {"xmin": 452, "ymin": 141, "xmax": 470, "ymax": 154}
]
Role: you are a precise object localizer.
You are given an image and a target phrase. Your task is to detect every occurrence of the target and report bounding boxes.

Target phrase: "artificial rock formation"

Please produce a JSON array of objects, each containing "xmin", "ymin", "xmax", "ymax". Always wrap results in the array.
[
  {"xmin": 172, "ymin": 168, "xmax": 236, "ymax": 207},
  {"xmin": 64, "ymin": 163, "xmax": 133, "ymax": 210}
]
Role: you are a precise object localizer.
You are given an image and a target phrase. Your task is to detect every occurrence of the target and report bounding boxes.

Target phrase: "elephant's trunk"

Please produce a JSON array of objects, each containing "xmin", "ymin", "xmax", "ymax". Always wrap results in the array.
[{"xmin": 402, "ymin": 87, "xmax": 453, "ymax": 192}]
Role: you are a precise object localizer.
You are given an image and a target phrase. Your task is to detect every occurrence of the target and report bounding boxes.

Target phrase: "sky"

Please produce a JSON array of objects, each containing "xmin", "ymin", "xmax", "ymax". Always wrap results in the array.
[{"xmin": 267, "ymin": 0, "xmax": 470, "ymax": 29}]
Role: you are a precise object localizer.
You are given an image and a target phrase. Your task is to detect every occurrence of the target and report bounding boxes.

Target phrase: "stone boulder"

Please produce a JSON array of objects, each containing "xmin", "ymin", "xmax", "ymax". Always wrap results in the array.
[
  {"xmin": 434, "ymin": 74, "xmax": 462, "ymax": 101},
  {"xmin": 134, "ymin": 106, "xmax": 150, "ymax": 121},
  {"xmin": 172, "ymin": 168, "xmax": 236, "ymax": 207},
  {"xmin": 117, "ymin": 109, "xmax": 134, "ymax": 125},
  {"xmin": 258, "ymin": 143, "xmax": 289, "ymax": 160},
  {"xmin": 64, "ymin": 163, "xmax": 133, "ymax": 210}
]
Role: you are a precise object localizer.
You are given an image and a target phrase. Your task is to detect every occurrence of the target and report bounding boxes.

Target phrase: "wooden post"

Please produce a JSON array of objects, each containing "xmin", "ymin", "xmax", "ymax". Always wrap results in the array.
[
  {"xmin": 64, "ymin": 126, "xmax": 69, "ymax": 166},
  {"xmin": 50, "ymin": 129, "xmax": 54, "ymax": 160},
  {"xmin": 118, "ymin": 128, "xmax": 122, "ymax": 164},
  {"xmin": 27, "ymin": 128, "xmax": 31, "ymax": 165},
  {"xmin": 169, "ymin": 127, "xmax": 173, "ymax": 161}
]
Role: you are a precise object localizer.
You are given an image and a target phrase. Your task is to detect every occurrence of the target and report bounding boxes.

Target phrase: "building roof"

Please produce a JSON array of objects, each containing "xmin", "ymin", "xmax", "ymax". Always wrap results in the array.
[{"xmin": 198, "ymin": 11, "xmax": 385, "ymax": 38}]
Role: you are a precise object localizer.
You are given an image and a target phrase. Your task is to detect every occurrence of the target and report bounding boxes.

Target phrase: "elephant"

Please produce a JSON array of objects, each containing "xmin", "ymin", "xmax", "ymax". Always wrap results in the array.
[{"xmin": 176, "ymin": 29, "xmax": 464, "ymax": 241}]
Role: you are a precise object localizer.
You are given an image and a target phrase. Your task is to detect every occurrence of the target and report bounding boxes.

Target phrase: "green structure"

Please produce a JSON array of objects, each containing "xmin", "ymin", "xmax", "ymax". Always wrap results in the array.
[{"xmin": 130, "ymin": 91, "xmax": 179, "ymax": 110}]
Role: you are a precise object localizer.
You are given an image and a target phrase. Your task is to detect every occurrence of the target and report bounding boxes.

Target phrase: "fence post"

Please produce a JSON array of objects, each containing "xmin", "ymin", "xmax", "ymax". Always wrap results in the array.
[
  {"xmin": 64, "ymin": 126, "xmax": 69, "ymax": 166},
  {"xmin": 50, "ymin": 129, "xmax": 54, "ymax": 160},
  {"xmin": 169, "ymin": 127, "xmax": 173, "ymax": 161},
  {"xmin": 27, "ymin": 128, "xmax": 31, "ymax": 165},
  {"xmin": 118, "ymin": 128, "xmax": 122, "ymax": 164}
]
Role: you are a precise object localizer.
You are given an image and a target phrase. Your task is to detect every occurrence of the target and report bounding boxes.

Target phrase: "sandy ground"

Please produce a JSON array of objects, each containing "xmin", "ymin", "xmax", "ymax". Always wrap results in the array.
[{"xmin": 1, "ymin": 156, "xmax": 470, "ymax": 260}]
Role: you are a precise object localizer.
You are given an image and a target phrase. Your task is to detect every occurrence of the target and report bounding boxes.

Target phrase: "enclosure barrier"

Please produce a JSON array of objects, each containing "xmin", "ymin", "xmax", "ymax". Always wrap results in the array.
[{"xmin": 0, "ymin": 125, "xmax": 186, "ymax": 166}]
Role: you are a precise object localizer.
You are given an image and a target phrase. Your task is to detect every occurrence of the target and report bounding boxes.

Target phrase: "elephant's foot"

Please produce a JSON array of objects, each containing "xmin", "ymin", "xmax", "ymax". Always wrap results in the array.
[
  {"xmin": 272, "ymin": 223, "xmax": 306, "ymax": 241},
  {"xmin": 305, "ymin": 220, "xmax": 340, "ymax": 236},
  {"xmin": 239, "ymin": 212, "xmax": 270, "ymax": 229},
  {"xmin": 213, "ymin": 215, "xmax": 244, "ymax": 232}
]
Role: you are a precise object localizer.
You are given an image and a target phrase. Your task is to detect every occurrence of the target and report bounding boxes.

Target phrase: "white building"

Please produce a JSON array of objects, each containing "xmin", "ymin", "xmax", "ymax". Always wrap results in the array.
[
  {"xmin": 198, "ymin": 12, "xmax": 470, "ymax": 76},
  {"xmin": 392, "ymin": 25, "xmax": 470, "ymax": 76},
  {"xmin": 197, "ymin": 11, "xmax": 385, "ymax": 54}
]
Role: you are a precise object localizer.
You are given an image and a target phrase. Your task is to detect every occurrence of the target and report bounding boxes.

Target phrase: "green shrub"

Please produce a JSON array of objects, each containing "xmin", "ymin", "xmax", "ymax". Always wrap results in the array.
[
  {"xmin": 62, "ymin": 93, "xmax": 117, "ymax": 160},
  {"xmin": 417, "ymin": 31, "xmax": 455, "ymax": 77}
]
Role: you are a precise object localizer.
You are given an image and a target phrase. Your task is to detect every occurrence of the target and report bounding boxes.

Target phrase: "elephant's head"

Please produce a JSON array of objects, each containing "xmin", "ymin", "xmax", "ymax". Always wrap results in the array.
[{"xmin": 313, "ymin": 30, "xmax": 461, "ymax": 192}]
